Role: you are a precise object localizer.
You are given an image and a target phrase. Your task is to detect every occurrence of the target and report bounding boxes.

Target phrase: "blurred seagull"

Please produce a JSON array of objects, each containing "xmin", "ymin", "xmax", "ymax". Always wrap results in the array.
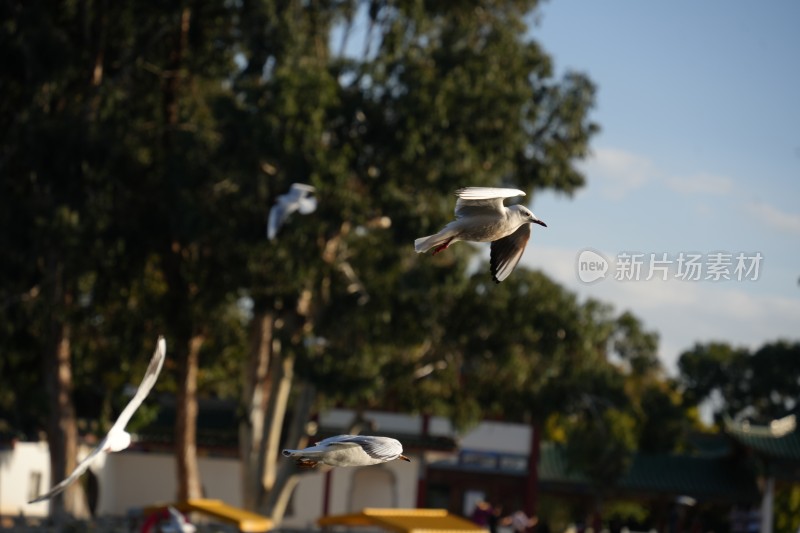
[
  {"xmin": 282, "ymin": 435, "xmax": 410, "ymax": 468},
  {"xmin": 267, "ymin": 183, "xmax": 318, "ymax": 240},
  {"xmin": 28, "ymin": 337, "xmax": 167, "ymax": 503},
  {"xmin": 414, "ymin": 187, "xmax": 547, "ymax": 283},
  {"xmin": 162, "ymin": 506, "xmax": 197, "ymax": 533}
]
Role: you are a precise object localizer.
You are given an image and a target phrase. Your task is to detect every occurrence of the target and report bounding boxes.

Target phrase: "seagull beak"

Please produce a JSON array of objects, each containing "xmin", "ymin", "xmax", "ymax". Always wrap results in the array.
[
  {"xmin": 533, "ymin": 219, "xmax": 547, "ymax": 228},
  {"xmin": 400, "ymin": 455, "xmax": 411, "ymax": 462}
]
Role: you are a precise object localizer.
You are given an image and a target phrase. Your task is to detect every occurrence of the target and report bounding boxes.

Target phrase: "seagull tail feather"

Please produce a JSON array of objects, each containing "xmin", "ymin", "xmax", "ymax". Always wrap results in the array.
[{"xmin": 414, "ymin": 230, "xmax": 456, "ymax": 253}]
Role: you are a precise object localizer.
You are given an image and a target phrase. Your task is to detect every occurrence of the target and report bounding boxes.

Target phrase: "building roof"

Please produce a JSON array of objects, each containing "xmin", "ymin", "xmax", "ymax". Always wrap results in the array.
[
  {"xmin": 318, "ymin": 508, "xmax": 487, "ymax": 533},
  {"xmin": 431, "ymin": 443, "xmax": 759, "ymax": 503},
  {"xmin": 619, "ymin": 452, "xmax": 758, "ymax": 501},
  {"xmin": 725, "ymin": 415, "xmax": 800, "ymax": 461},
  {"xmin": 541, "ymin": 443, "xmax": 759, "ymax": 502}
]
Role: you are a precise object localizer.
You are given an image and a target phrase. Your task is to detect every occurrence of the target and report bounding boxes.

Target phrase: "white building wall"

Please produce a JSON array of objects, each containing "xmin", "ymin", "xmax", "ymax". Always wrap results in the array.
[
  {"xmin": 1, "ymin": 411, "xmax": 529, "ymax": 528},
  {"xmin": 0, "ymin": 441, "xmax": 51, "ymax": 516},
  {"xmin": 97, "ymin": 452, "xmax": 242, "ymax": 515},
  {"xmin": 459, "ymin": 420, "xmax": 531, "ymax": 454},
  {"xmin": 0, "ymin": 444, "xmax": 242, "ymax": 519}
]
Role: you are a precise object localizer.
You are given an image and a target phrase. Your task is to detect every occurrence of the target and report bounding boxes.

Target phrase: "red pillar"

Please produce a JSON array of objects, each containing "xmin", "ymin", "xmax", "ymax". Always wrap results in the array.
[
  {"xmin": 416, "ymin": 414, "xmax": 430, "ymax": 508},
  {"xmin": 322, "ymin": 469, "xmax": 332, "ymax": 516},
  {"xmin": 524, "ymin": 423, "xmax": 540, "ymax": 517}
]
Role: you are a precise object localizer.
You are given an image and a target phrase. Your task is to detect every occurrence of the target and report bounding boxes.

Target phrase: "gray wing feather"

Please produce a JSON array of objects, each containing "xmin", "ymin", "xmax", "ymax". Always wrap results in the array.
[
  {"xmin": 335, "ymin": 435, "xmax": 403, "ymax": 460},
  {"xmin": 490, "ymin": 224, "xmax": 531, "ymax": 283}
]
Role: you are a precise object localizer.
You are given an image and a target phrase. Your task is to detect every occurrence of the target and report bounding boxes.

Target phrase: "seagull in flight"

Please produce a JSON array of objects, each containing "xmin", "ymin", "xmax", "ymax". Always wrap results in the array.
[
  {"xmin": 267, "ymin": 183, "xmax": 318, "ymax": 240},
  {"xmin": 162, "ymin": 506, "xmax": 197, "ymax": 533},
  {"xmin": 28, "ymin": 337, "xmax": 167, "ymax": 503},
  {"xmin": 414, "ymin": 187, "xmax": 547, "ymax": 283},
  {"xmin": 282, "ymin": 435, "xmax": 410, "ymax": 468}
]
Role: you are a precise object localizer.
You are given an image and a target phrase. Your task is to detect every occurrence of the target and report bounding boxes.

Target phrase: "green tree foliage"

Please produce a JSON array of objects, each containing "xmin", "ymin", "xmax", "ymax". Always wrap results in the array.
[
  {"xmin": 563, "ymin": 407, "xmax": 638, "ymax": 491},
  {"xmin": 678, "ymin": 340, "xmax": 800, "ymax": 422}
]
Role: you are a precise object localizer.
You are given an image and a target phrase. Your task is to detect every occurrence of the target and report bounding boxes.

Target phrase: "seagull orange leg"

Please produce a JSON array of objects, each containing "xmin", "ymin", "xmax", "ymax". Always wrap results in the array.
[
  {"xmin": 432, "ymin": 239, "xmax": 453, "ymax": 255},
  {"xmin": 295, "ymin": 459, "xmax": 319, "ymax": 469}
]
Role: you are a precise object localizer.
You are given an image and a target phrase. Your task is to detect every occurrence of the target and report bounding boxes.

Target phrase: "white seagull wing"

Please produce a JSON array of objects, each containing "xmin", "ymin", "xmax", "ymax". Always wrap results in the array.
[
  {"xmin": 267, "ymin": 184, "xmax": 315, "ymax": 239},
  {"xmin": 490, "ymin": 224, "xmax": 531, "ymax": 283},
  {"xmin": 334, "ymin": 435, "xmax": 404, "ymax": 461},
  {"xmin": 313, "ymin": 434, "xmax": 356, "ymax": 446},
  {"xmin": 109, "ymin": 336, "xmax": 166, "ymax": 434},
  {"xmin": 267, "ymin": 202, "xmax": 284, "ymax": 240},
  {"xmin": 454, "ymin": 187, "xmax": 526, "ymax": 219},
  {"xmin": 268, "ymin": 198, "xmax": 296, "ymax": 240},
  {"xmin": 28, "ymin": 436, "xmax": 108, "ymax": 503},
  {"xmin": 28, "ymin": 338, "xmax": 165, "ymax": 504},
  {"xmin": 289, "ymin": 183, "xmax": 316, "ymax": 194},
  {"xmin": 282, "ymin": 435, "xmax": 360, "ymax": 457}
]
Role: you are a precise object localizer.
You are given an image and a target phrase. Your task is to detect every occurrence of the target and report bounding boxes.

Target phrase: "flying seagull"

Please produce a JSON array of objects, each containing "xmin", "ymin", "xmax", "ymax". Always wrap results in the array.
[
  {"xmin": 162, "ymin": 506, "xmax": 197, "ymax": 533},
  {"xmin": 267, "ymin": 183, "xmax": 318, "ymax": 240},
  {"xmin": 414, "ymin": 187, "xmax": 547, "ymax": 283},
  {"xmin": 282, "ymin": 435, "xmax": 410, "ymax": 468},
  {"xmin": 28, "ymin": 337, "xmax": 167, "ymax": 504}
]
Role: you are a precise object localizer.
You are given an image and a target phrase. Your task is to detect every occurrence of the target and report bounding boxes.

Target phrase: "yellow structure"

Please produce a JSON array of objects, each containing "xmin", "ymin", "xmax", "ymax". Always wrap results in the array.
[
  {"xmin": 144, "ymin": 498, "xmax": 273, "ymax": 532},
  {"xmin": 318, "ymin": 508, "xmax": 488, "ymax": 533}
]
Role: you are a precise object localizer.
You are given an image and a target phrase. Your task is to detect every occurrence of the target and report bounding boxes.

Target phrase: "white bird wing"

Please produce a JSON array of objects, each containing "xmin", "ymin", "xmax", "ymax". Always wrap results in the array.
[
  {"xmin": 334, "ymin": 435, "xmax": 403, "ymax": 460},
  {"xmin": 267, "ymin": 184, "xmax": 316, "ymax": 239},
  {"xmin": 289, "ymin": 182, "xmax": 316, "ymax": 194},
  {"xmin": 490, "ymin": 223, "xmax": 531, "ymax": 283},
  {"xmin": 267, "ymin": 199, "xmax": 293, "ymax": 240},
  {"xmin": 313, "ymin": 434, "xmax": 360, "ymax": 447},
  {"xmin": 109, "ymin": 336, "xmax": 166, "ymax": 434},
  {"xmin": 28, "ymin": 337, "xmax": 165, "ymax": 504},
  {"xmin": 454, "ymin": 187, "xmax": 526, "ymax": 219},
  {"xmin": 28, "ymin": 436, "xmax": 109, "ymax": 503},
  {"xmin": 282, "ymin": 434, "xmax": 357, "ymax": 456}
]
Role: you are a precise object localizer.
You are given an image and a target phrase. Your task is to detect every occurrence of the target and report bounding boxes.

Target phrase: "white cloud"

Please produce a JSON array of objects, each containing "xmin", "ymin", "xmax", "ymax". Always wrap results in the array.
[
  {"xmin": 581, "ymin": 147, "xmax": 654, "ymax": 200},
  {"xmin": 746, "ymin": 201, "xmax": 800, "ymax": 236},
  {"xmin": 666, "ymin": 172, "xmax": 734, "ymax": 195},
  {"xmin": 580, "ymin": 146, "xmax": 744, "ymax": 203}
]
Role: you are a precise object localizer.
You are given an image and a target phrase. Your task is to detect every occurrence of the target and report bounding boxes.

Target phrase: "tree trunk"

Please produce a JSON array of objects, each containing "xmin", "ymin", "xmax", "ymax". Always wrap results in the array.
[
  {"xmin": 44, "ymin": 282, "xmax": 88, "ymax": 518},
  {"xmin": 160, "ymin": 3, "xmax": 201, "ymax": 503},
  {"xmin": 45, "ymin": 322, "xmax": 78, "ymax": 516},
  {"xmin": 259, "ymin": 347, "xmax": 293, "ymax": 494},
  {"xmin": 240, "ymin": 309, "xmax": 274, "ymax": 510},
  {"xmin": 261, "ymin": 382, "xmax": 316, "ymax": 521},
  {"xmin": 176, "ymin": 333, "xmax": 204, "ymax": 501}
]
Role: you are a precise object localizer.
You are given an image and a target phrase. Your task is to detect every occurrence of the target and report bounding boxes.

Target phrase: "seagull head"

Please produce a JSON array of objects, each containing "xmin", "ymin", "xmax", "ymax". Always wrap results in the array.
[{"xmin": 511, "ymin": 205, "xmax": 547, "ymax": 228}]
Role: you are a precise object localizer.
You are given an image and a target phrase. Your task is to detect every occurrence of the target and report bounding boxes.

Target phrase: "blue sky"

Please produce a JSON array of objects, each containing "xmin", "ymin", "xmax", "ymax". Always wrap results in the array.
[{"xmin": 520, "ymin": 1, "xmax": 800, "ymax": 371}]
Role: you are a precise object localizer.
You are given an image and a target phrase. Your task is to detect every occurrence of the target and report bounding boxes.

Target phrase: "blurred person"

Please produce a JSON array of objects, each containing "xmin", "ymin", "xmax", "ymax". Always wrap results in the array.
[
  {"xmin": 472, "ymin": 500, "xmax": 493, "ymax": 527},
  {"xmin": 503, "ymin": 509, "xmax": 538, "ymax": 533}
]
